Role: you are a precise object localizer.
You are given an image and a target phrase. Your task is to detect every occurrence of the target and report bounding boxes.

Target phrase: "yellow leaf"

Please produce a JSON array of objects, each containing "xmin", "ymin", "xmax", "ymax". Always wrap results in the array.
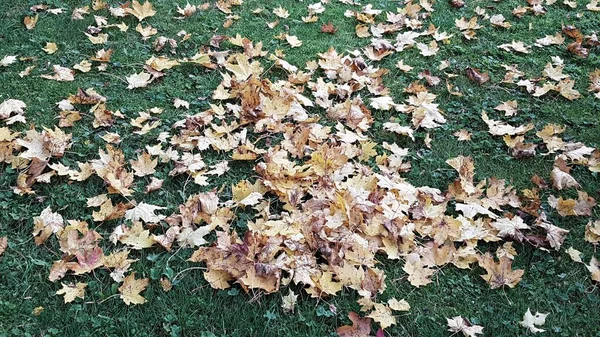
[
  {"xmin": 130, "ymin": 152, "xmax": 157, "ymax": 177},
  {"xmin": 56, "ymin": 282, "xmax": 87, "ymax": 303},
  {"xmin": 203, "ymin": 268, "xmax": 233, "ymax": 289},
  {"xmin": 126, "ymin": 0, "xmax": 156, "ymax": 21},
  {"xmin": 43, "ymin": 42, "xmax": 58, "ymax": 54},
  {"xmin": 119, "ymin": 273, "xmax": 149, "ymax": 305},
  {"xmin": 367, "ymin": 303, "xmax": 396, "ymax": 329},
  {"xmin": 24, "ymin": 15, "xmax": 38, "ymax": 30}
]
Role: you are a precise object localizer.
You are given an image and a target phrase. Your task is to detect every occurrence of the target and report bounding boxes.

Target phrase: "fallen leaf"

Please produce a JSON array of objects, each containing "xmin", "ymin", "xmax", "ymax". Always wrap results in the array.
[
  {"xmin": 519, "ymin": 309, "xmax": 548, "ymax": 333},
  {"xmin": 126, "ymin": 0, "xmax": 156, "ymax": 21},
  {"xmin": 337, "ymin": 312, "xmax": 373, "ymax": 337},
  {"xmin": 119, "ymin": 273, "xmax": 149, "ymax": 305},
  {"xmin": 56, "ymin": 282, "xmax": 87, "ymax": 303},
  {"xmin": 447, "ymin": 316, "xmax": 484, "ymax": 337}
]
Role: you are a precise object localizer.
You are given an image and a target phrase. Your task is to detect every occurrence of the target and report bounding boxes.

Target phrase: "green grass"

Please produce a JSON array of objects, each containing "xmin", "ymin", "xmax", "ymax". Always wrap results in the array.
[{"xmin": 1, "ymin": 0, "xmax": 599, "ymax": 336}]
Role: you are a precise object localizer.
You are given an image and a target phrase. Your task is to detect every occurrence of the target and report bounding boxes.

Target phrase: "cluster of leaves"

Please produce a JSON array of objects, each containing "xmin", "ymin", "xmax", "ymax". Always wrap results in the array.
[{"xmin": 1, "ymin": 0, "xmax": 599, "ymax": 335}]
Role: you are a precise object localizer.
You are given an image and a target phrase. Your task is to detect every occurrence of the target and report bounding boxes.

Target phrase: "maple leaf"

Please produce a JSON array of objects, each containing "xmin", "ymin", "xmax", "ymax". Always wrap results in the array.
[
  {"xmin": 281, "ymin": 290, "xmax": 298, "ymax": 313},
  {"xmin": 403, "ymin": 254, "xmax": 435, "ymax": 287},
  {"xmin": 224, "ymin": 54, "xmax": 263, "ymax": 81},
  {"xmin": 273, "ymin": 6, "xmax": 289, "ymax": 18},
  {"xmin": 387, "ymin": 298, "xmax": 410, "ymax": 312},
  {"xmin": 367, "ymin": 303, "xmax": 396, "ymax": 329},
  {"xmin": 130, "ymin": 152, "xmax": 157, "ymax": 177},
  {"xmin": 112, "ymin": 221, "xmax": 156, "ymax": 250},
  {"xmin": 491, "ymin": 216, "xmax": 530, "ymax": 240},
  {"xmin": 537, "ymin": 221, "xmax": 569, "ymax": 250},
  {"xmin": 321, "ymin": 22, "xmax": 337, "ymax": 34},
  {"xmin": 32, "ymin": 207, "xmax": 64, "ymax": 245},
  {"xmin": 494, "ymin": 100, "xmax": 518, "ymax": 116},
  {"xmin": 477, "ymin": 253, "xmax": 524, "ymax": 289},
  {"xmin": 126, "ymin": 72, "xmax": 153, "ymax": 89},
  {"xmin": 566, "ymin": 247, "xmax": 583, "ymax": 263},
  {"xmin": 56, "ymin": 282, "xmax": 87, "ymax": 303},
  {"xmin": 337, "ymin": 312, "xmax": 373, "ymax": 337},
  {"xmin": 519, "ymin": 309, "xmax": 548, "ymax": 333},
  {"xmin": 447, "ymin": 316, "xmax": 484, "ymax": 337},
  {"xmin": 41, "ymin": 65, "xmax": 75, "ymax": 82},
  {"xmin": 481, "ymin": 111, "xmax": 534, "ymax": 136},
  {"xmin": 119, "ymin": 273, "xmax": 149, "ymax": 305},
  {"xmin": 124, "ymin": 202, "xmax": 166, "ymax": 223},
  {"xmin": 203, "ymin": 268, "xmax": 233, "ymax": 289},
  {"xmin": 126, "ymin": 0, "xmax": 156, "ymax": 21},
  {"xmin": 1, "ymin": 55, "xmax": 17, "ymax": 67}
]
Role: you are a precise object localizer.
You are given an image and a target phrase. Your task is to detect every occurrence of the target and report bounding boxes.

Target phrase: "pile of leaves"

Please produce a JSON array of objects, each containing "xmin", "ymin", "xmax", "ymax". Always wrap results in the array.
[{"xmin": 1, "ymin": 0, "xmax": 599, "ymax": 335}]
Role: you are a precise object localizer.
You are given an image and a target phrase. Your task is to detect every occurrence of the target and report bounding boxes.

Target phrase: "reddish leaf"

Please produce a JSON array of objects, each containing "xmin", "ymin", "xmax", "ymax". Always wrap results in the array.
[
  {"xmin": 337, "ymin": 312, "xmax": 373, "ymax": 337},
  {"xmin": 466, "ymin": 67, "xmax": 489, "ymax": 85},
  {"xmin": 321, "ymin": 22, "xmax": 337, "ymax": 34}
]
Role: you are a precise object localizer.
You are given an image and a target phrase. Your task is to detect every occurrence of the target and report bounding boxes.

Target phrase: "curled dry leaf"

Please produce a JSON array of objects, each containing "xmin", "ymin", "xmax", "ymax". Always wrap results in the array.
[{"xmin": 465, "ymin": 67, "xmax": 489, "ymax": 85}]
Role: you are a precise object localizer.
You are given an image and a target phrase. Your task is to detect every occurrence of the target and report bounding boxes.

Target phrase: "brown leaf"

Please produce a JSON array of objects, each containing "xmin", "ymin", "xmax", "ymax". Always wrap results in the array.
[
  {"xmin": 321, "ymin": 22, "xmax": 337, "ymax": 34},
  {"xmin": 337, "ymin": 312, "xmax": 373, "ymax": 337},
  {"xmin": 562, "ymin": 25, "xmax": 583, "ymax": 40},
  {"xmin": 24, "ymin": 15, "xmax": 39, "ymax": 30},
  {"xmin": 450, "ymin": 0, "xmax": 465, "ymax": 8},
  {"xmin": 477, "ymin": 253, "xmax": 524, "ymax": 289},
  {"xmin": 466, "ymin": 67, "xmax": 489, "ymax": 85},
  {"xmin": 567, "ymin": 41, "xmax": 589, "ymax": 58}
]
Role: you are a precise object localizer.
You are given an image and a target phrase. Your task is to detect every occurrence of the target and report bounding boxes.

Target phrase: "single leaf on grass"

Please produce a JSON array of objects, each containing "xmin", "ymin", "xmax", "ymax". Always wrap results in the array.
[
  {"xmin": 321, "ymin": 22, "xmax": 337, "ymax": 34},
  {"xmin": 24, "ymin": 15, "xmax": 38, "ymax": 30},
  {"xmin": 465, "ymin": 67, "xmax": 489, "ymax": 84},
  {"xmin": 285, "ymin": 35, "xmax": 302, "ymax": 48},
  {"xmin": 281, "ymin": 290, "xmax": 298, "ymax": 313},
  {"xmin": 477, "ymin": 253, "xmax": 524, "ymax": 289},
  {"xmin": 126, "ymin": 0, "xmax": 156, "ymax": 21},
  {"xmin": 119, "ymin": 273, "xmax": 149, "ymax": 305},
  {"xmin": 0, "ymin": 55, "xmax": 17, "ymax": 67},
  {"xmin": 447, "ymin": 316, "xmax": 484, "ymax": 337},
  {"xmin": 519, "ymin": 309, "xmax": 548, "ymax": 333},
  {"xmin": 126, "ymin": 72, "xmax": 153, "ymax": 89},
  {"xmin": 56, "ymin": 282, "xmax": 87, "ymax": 303},
  {"xmin": 43, "ymin": 42, "xmax": 58, "ymax": 54},
  {"xmin": 566, "ymin": 247, "xmax": 583, "ymax": 263},
  {"xmin": 387, "ymin": 298, "xmax": 410, "ymax": 312}
]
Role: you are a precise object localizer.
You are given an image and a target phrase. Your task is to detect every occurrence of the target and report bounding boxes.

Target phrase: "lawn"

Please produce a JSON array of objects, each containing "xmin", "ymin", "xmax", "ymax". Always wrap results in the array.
[{"xmin": 0, "ymin": 0, "xmax": 599, "ymax": 336}]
